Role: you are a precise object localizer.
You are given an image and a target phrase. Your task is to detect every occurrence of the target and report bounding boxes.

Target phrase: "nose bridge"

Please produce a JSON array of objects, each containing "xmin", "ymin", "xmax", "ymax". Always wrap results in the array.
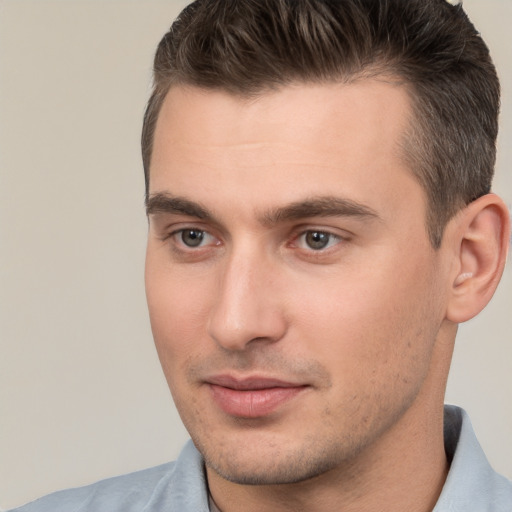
[{"xmin": 207, "ymin": 243, "xmax": 286, "ymax": 350}]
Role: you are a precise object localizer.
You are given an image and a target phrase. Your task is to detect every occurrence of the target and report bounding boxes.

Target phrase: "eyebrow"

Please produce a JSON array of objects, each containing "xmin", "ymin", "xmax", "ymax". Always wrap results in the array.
[
  {"xmin": 260, "ymin": 196, "xmax": 381, "ymax": 226},
  {"xmin": 146, "ymin": 192, "xmax": 380, "ymax": 225},
  {"xmin": 146, "ymin": 193, "xmax": 212, "ymax": 220}
]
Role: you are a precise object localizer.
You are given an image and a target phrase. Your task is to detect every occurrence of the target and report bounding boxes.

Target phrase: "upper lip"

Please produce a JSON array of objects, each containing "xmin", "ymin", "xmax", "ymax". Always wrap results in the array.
[{"xmin": 206, "ymin": 374, "xmax": 306, "ymax": 390}]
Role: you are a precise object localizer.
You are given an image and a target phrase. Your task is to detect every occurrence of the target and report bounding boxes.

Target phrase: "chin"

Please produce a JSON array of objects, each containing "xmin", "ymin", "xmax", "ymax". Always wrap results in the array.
[
  {"xmin": 206, "ymin": 457, "xmax": 340, "ymax": 486},
  {"xmin": 200, "ymin": 434, "xmax": 348, "ymax": 486}
]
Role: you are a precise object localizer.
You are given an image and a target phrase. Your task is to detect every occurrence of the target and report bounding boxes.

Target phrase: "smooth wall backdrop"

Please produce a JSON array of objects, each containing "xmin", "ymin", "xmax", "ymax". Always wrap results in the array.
[{"xmin": 0, "ymin": 0, "xmax": 511, "ymax": 509}]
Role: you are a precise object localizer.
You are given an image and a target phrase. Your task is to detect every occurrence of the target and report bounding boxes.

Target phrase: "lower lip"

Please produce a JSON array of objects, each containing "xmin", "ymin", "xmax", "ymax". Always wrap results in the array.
[{"xmin": 208, "ymin": 384, "xmax": 306, "ymax": 418}]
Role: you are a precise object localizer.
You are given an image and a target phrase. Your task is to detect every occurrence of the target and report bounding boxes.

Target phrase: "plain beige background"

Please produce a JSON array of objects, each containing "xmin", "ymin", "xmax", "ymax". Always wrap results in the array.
[{"xmin": 0, "ymin": 0, "xmax": 511, "ymax": 509}]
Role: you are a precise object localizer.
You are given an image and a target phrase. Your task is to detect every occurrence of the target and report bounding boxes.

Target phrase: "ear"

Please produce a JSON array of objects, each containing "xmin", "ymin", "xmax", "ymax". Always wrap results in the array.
[{"xmin": 446, "ymin": 193, "xmax": 510, "ymax": 323}]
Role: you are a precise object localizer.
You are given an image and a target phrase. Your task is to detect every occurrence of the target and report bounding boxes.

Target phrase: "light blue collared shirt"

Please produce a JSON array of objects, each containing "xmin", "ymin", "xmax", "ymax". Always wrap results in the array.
[{"xmin": 9, "ymin": 406, "xmax": 512, "ymax": 511}]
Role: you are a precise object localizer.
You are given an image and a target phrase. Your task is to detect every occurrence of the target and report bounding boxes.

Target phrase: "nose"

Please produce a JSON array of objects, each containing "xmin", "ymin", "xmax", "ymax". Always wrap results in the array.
[{"xmin": 207, "ymin": 248, "xmax": 288, "ymax": 351}]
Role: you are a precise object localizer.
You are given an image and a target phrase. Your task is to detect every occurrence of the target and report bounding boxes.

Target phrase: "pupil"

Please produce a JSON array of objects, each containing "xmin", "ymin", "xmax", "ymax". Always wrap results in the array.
[
  {"xmin": 306, "ymin": 231, "xmax": 329, "ymax": 250},
  {"xmin": 182, "ymin": 229, "xmax": 204, "ymax": 247}
]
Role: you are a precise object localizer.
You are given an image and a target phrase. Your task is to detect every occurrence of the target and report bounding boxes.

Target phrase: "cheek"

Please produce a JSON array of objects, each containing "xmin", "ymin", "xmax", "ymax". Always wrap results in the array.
[
  {"xmin": 290, "ymin": 256, "xmax": 440, "ymax": 386},
  {"xmin": 145, "ymin": 268, "xmax": 212, "ymax": 427},
  {"xmin": 145, "ymin": 255, "xmax": 213, "ymax": 373}
]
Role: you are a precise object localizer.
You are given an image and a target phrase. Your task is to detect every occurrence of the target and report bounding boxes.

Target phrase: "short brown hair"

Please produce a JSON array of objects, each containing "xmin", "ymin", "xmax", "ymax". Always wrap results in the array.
[{"xmin": 142, "ymin": 0, "xmax": 500, "ymax": 247}]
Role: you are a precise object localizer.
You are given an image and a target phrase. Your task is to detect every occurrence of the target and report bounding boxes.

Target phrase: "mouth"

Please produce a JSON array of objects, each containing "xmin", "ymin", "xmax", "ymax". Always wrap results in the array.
[{"xmin": 205, "ymin": 375, "xmax": 309, "ymax": 418}]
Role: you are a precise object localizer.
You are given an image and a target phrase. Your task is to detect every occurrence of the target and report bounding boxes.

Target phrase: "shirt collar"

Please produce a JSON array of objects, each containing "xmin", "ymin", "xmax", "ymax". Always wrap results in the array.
[{"xmin": 433, "ymin": 405, "xmax": 512, "ymax": 511}]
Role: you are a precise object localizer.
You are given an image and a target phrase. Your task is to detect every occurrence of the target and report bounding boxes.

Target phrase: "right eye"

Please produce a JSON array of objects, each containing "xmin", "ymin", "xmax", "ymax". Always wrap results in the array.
[
  {"xmin": 170, "ymin": 228, "xmax": 219, "ymax": 250},
  {"xmin": 179, "ymin": 229, "xmax": 206, "ymax": 247}
]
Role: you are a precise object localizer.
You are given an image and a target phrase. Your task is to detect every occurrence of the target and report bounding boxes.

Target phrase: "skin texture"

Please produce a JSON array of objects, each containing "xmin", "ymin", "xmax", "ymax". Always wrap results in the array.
[{"xmin": 145, "ymin": 82, "xmax": 509, "ymax": 512}]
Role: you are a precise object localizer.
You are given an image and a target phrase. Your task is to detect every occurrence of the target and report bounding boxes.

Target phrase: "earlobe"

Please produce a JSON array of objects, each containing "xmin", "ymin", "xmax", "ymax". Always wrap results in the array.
[{"xmin": 446, "ymin": 193, "xmax": 510, "ymax": 324}]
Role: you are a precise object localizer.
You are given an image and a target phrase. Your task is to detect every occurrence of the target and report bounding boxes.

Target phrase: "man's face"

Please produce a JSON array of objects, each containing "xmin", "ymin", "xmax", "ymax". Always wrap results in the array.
[{"xmin": 145, "ymin": 81, "xmax": 451, "ymax": 484}]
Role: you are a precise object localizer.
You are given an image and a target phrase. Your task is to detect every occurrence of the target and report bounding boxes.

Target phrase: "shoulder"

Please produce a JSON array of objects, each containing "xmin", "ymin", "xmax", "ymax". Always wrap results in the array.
[
  {"xmin": 8, "ymin": 441, "xmax": 210, "ymax": 512},
  {"xmin": 8, "ymin": 462, "xmax": 176, "ymax": 512}
]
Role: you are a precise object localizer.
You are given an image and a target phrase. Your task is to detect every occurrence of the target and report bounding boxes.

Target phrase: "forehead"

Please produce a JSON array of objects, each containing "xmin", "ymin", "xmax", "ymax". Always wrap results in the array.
[
  {"xmin": 149, "ymin": 81, "xmax": 423, "ymax": 223},
  {"xmin": 153, "ymin": 79, "xmax": 411, "ymax": 151}
]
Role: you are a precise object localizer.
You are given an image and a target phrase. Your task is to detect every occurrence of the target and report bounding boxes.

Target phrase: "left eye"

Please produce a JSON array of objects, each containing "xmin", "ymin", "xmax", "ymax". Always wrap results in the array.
[{"xmin": 296, "ymin": 231, "xmax": 340, "ymax": 251}]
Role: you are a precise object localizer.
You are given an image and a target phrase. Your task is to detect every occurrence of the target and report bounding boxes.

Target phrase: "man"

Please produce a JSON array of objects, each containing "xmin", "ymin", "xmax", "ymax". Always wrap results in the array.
[{"xmin": 10, "ymin": 0, "xmax": 511, "ymax": 511}]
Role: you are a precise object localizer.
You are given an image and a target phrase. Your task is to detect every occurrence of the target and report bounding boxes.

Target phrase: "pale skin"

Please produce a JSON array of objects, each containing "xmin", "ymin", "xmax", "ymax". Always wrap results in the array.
[{"xmin": 145, "ymin": 81, "xmax": 510, "ymax": 512}]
